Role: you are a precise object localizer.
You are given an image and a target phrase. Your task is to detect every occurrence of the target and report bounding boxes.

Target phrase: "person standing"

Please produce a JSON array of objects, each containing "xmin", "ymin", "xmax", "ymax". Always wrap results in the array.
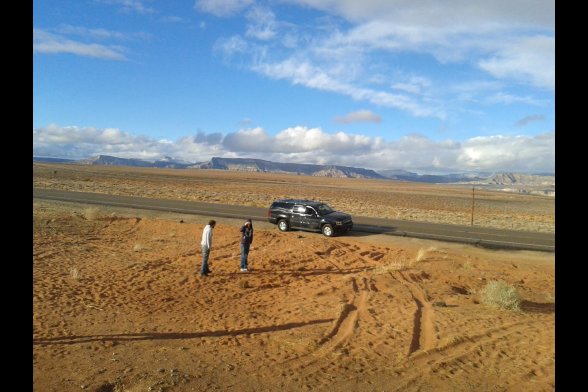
[
  {"xmin": 200, "ymin": 220, "xmax": 216, "ymax": 277},
  {"xmin": 239, "ymin": 219, "xmax": 253, "ymax": 272}
]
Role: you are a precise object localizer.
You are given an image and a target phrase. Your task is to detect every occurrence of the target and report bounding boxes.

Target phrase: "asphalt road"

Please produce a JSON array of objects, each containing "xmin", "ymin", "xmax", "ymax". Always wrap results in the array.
[{"xmin": 33, "ymin": 188, "xmax": 555, "ymax": 252}]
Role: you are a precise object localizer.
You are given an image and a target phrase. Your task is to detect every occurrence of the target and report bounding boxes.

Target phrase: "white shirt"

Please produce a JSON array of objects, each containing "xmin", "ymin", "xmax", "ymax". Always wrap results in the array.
[{"xmin": 201, "ymin": 224, "xmax": 213, "ymax": 249}]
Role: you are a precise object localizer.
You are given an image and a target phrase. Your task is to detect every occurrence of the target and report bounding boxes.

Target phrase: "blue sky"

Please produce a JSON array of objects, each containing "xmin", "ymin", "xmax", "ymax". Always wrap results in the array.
[{"xmin": 33, "ymin": 0, "xmax": 554, "ymax": 173}]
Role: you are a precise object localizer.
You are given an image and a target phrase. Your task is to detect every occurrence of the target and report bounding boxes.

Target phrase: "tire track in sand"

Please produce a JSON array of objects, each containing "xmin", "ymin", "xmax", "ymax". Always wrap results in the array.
[
  {"xmin": 391, "ymin": 271, "xmax": 438, "ymax": 356},
  {"xmin": 390, "ymin": 319, "xmax": 549, "ymax": 391},
  {"xmin": 279, "ymin": 275, "xmax": 373, "ymax": 374},
  {"xmin": 317, "ymin": 276, "xmax": 369, "ymax": 350}
]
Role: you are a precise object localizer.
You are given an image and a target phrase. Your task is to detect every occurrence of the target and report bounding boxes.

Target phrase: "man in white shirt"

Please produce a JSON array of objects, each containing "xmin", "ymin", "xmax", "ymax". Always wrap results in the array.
[{"xmin": 200, "ymin": 220, "xmax": 216, "ymax": 276}]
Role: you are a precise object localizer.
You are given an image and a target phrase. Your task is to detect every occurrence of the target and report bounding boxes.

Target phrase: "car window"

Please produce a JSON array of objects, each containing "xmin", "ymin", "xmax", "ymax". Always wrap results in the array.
[
  {"xmin": 305, "ymin": 207, "xmax": 316, "ymax": 215},
  {"xmin": 316, "ymin": 204, "xmax": 334, "ymax": 214},
  {"xmin": 294, "ymin": 205, "xmax": 306, "ymax": 214}
]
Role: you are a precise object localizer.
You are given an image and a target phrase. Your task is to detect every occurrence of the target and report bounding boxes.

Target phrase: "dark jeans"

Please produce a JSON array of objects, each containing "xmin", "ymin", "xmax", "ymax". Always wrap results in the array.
[
  {"xmin": 240, "ymin": 243, "xmax": 250, "ymax": 269},
  {"xmin": 201, "ymin": 245, "xmax": 210, "ymax": 274}
]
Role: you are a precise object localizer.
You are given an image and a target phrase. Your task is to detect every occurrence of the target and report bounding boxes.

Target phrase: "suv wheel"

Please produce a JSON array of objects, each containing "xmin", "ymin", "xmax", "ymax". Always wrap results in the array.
[
  {"xmin": 278, "ymin": 219, "xmax": 289, "ymax": 232},
  {"xmin": 322, "ymin": 224, "xmax": 334, "ymax": 237}
]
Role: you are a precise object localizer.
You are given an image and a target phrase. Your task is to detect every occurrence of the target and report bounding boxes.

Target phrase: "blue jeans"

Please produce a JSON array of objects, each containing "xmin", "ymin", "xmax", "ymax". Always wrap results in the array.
[
  {"xmin": 201, "ymin": 245, "xmax": 210, "ymax": 274},
  {"xmin": 240, "ymin": 243, "xmax": 250, "ymax": 269}
]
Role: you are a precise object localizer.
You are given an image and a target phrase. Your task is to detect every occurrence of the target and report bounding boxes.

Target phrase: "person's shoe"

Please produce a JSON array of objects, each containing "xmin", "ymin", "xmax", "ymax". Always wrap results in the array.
[
  {"xmin": 200, "ymin": 273, "xmax": 208, "ymax": 277},
  {"xmin": 240, "ymin": 268, "xmax": 248, "ymax": 272}
]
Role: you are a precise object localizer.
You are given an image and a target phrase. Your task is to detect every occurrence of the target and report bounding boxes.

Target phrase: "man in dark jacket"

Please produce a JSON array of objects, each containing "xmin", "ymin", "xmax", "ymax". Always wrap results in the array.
[{"xmin": 239, "ymin": 219, "xmax": 253, "ymax": 272}]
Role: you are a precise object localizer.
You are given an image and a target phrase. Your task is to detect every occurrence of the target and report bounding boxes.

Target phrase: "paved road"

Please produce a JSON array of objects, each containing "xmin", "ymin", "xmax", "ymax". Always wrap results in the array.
[{"xmin": 33, "ymin": 188, "xmax": 555, "ymax": 252}]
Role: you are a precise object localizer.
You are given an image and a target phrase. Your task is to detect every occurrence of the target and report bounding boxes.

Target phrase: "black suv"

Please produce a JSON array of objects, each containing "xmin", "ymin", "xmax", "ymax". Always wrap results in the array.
[{"xmin": 267, "ymin": 199, "xmax": 353, "ymax": 237}]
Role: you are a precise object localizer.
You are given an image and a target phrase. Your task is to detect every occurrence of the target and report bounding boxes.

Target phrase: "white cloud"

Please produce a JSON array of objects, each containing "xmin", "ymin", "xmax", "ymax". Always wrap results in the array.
[
  {"xmin": 33, "ymin": 124, "xmax": 554, "ymax": 173},
  {"xmin": 246, "ymin": 6, "xmax": 278, "ymax": 40},
  {"xmin": 33, "ymin": 124, "xmax": 224, "ymax": 161},
  {"xmin": 457, "ymin": 133, "xmax": 554, "ymax": 172},
  {"xmin": 514, "ymin": 114, "xmax": 545, "ymax": 128},
  {"xmin": 478, "ymin": 35, "xmax": 555, "ymax": 90},
  {"xmin": 33, "ymin": 28, "xmax": 127, "ymax": 60},
  {"xmin": 254, "ymin": 58, "xmax": 439, "ymax": 117},
  {"xmin": 222, "ymin": 127, "xmax": 272, "ymax": 151},
  {"xmin": 288, "ymin": 0, "xmax": 554, "ymax": 29},
  {"xmin": 54, "ymin": 25, "xmax": 151, "ymax": 41},
  {"xmin": 98, "ymin": 0, "xmax": 156, "ymax": 14},
  {"xmin": 194, "ymin": 0, "xmax": 253, "ymax": 17},
  {"xmin": 391, "ymin": 76, "xmax": 432, "ymax": 95},
  {"xmin": 210, "ymin": 0, "xmax": 553, "ymax": 123},
  {"xmin": 161, "ymin": 16, "xmax": 189, "ymax": 24},
  {"xmin": 335, "ymin": 110, "xmax": 381, "ymax": 124},
  {"xmin": 485, "ymin": 92, "xmax": 547, "ymax": 106},
  {"xmin": 214, "ymin": 35, "xmax": 250, "ymax": 56}
]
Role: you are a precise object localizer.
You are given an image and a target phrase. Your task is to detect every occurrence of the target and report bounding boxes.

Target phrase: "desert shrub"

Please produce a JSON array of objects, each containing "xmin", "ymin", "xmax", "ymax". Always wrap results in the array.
[
  {"xmin": 83, "ymin": 206, "xmax": 100, "ymax": 221},
  {"xmin": 375, "ymin": 260, "xmax": 407, "ymax": 273},
  {"xmin": 415, "ymin": 246, "xmax": 437, "ymax": 262},
  {"xmin": 480, "ymin": 280, "xmax": 521, "ymax": 311},
  {"xmin": 133, "ymin": 243, "xmax": 144, "ymax": 252},
  {"xmin": 70, "ymin": 267, "xmax": 80, "ymax": 280},
  {"xmin": 461, "ymin": 260, "xmax": 474, "ymax": 270}
]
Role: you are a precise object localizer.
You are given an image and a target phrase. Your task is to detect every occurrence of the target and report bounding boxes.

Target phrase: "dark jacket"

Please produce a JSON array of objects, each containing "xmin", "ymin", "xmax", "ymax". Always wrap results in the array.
[{"xmin": 240, "ymin": 224, "xmax": 253, "ymax": 244}]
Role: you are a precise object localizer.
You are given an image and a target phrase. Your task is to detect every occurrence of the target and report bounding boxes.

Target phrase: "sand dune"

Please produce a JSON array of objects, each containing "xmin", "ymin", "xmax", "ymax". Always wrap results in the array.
[{"xmin": 33, "ymin": 201, "xmax": 554, "ymax": 391}]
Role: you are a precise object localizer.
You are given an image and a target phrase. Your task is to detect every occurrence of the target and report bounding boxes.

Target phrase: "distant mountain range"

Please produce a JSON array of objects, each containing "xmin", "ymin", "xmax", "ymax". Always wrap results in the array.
[
  {"xmin": 199, "ymin": 157, "xmax": 386, "ymax": 179},
  {"xmin": 378, "ymin": 169, "xmax": 489, "ymax": 183},
  {"xmin": 33, "ymin": 155, "xmax": 555, "ymax": 188},
  {"xmin": 33, "ymin": 155, "xmax": 385, "ymax": 178}
]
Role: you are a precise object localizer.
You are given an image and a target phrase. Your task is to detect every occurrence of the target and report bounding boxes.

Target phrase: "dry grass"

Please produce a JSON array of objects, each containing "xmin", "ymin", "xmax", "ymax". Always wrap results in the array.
[
  {"xmin": 375, "ymin": 260, "xmax": 408, "ymax": 273},
  {"xmin": 461, "ymin": 260, "xmax": 474, "ymax": 270},
  {"xmin": 415, "ymin": 246, "xmax": 437, "ymax": 262},
  {"xmin": 83, "ymin": 206, "xmax": 100, "ymax": 221},
  {"xmin": 69, "ymin": 267, "xmax": 80, "ymax": 280},
  {"xmin": 480, "ymin": 280, "xmax": 522, "ymax": 311},
  {"xmin": 133, "ymin": 243, "xmax": 145, "ymax": 252}
]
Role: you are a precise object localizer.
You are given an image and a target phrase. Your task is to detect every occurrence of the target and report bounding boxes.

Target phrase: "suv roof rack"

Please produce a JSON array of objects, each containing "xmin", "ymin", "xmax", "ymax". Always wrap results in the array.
[{"xmin": 276, "ymin": 198, "xmax": 321, "ymax": 204}]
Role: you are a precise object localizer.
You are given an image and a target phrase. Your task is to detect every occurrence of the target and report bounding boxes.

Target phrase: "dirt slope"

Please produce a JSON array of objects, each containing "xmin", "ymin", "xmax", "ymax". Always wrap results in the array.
[{"xmin": 33, "ymin": 201, "xmax": 555, "ymax": 391}]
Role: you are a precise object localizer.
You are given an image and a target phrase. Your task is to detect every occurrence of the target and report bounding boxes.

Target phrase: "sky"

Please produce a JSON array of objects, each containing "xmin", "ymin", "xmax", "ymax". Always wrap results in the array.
[{"xmin": 33, "ymin": 0, "xmax": 555, "ymax": 174}]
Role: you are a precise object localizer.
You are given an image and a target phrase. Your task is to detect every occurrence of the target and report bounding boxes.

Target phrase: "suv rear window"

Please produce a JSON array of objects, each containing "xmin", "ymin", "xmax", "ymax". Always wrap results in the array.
[{"xmin": 271, "ymin": 202, "xmax": 291, "ymax": 210}]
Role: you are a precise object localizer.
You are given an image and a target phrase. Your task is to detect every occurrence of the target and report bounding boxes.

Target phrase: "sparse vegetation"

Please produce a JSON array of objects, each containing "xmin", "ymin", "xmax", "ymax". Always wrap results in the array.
[
  {"xmin": 133, "ymin": 243, "xmax": 145, "ymax": 252},
  {"xmin": 70, "ymin": 267, "xmax": 80, "ymax": 280},
  {"xmin": 480, "ymin": 280, "xmax": 522, "ymax": 311},
  {"xmin": 415, "ymin": 247, "xmax": 437, "ymax": 262},
  {"xmin": 461, "ymin": 260, "xmax": 474, "ymax": 270},
  {"xmin": 32, "ymin": 173, "xmax": 555, "ymax": 392},
  {"xmin": 33, "ymin": 162, "xmax": 555, "ymax": 233},
  {"xmin": 83, "ymin": 206, "xmax": 100, "ymax": 221},
  {"xmin": 376, "ymin": 260, "xmax": 407, "ymax": 273}
]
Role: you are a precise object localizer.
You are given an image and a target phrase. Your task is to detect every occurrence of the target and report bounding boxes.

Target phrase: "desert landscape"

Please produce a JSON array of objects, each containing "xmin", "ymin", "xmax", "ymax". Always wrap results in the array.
[
  {"xmin": 33, "ymin": 163, "xmax": 554, "ymax": 233},
  {"xmin": 33, "ymin": 164, "xmax": 555, "ymax": 391}
]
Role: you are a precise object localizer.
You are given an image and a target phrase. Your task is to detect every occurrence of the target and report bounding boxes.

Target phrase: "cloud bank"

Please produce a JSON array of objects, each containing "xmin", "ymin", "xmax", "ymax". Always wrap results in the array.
[
  {"xmin": 205, "ymin": 0, "xmax": 554, "ymax": 120},
  {"xmin": 33, "ymin": 124, "xmax": 554, "ymax": 173}
]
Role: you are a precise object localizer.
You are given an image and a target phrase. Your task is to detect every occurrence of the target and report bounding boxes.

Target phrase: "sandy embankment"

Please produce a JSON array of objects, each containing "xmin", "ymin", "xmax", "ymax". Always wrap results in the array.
[{"xmin": 33, "ymin": 201, "xmax": 554, "ymax": 391}]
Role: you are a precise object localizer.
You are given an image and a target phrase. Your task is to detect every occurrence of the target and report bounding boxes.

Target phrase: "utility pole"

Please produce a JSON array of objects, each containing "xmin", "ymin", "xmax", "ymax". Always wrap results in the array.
[{"xmin": 471, "ymin": 186, "xmax": 475, "ymax": 226}]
